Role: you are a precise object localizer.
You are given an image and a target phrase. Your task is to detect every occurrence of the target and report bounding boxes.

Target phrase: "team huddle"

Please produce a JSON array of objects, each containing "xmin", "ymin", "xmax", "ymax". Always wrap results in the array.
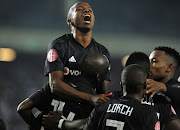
[{"xmin": 17, "ymin": 2, "xmax": 180, "ymax": 130}]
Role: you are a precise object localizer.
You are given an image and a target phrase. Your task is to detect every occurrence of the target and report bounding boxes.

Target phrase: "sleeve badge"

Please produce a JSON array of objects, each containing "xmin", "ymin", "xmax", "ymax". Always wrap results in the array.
[{"xmin": 47, "ymin": 49, "xmax": 58, "ymax": 62}]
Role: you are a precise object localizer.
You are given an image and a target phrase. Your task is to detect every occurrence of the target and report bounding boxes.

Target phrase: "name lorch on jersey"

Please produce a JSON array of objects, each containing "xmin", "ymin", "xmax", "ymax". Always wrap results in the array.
[
  {"xmin": 107, "ymin": 103, "xmax": 134, "ymax": 116},
  {"xmin": 64, "ymin": 67, "xmax": 81, "ymax": 76}
]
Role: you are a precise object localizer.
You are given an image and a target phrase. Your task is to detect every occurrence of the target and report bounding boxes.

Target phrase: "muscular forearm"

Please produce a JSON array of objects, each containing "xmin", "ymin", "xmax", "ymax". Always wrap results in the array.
[
  {"xmin": 18, "ymin": 108, "xmax": 34, "ymax": 125},
  {"xmin": 17, "ymin": 98, "xmax": 41, "ymax": 129},
  {"xmin": 50, "ymin": 80, "xmax": 92, "ymax": 102},
  {"xmin": 49, "ymin": 71, "xmax": 111, "ymax": 106},
  {"xmin": 49, "ymin": 71, "xmax": 93, "ymax": 103}
]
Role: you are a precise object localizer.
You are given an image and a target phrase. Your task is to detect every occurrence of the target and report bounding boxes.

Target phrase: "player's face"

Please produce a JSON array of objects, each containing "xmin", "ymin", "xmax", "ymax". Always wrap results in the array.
[
  {"xmin": 149, "ymin": 50, "xmax": 169, "ymax": 81},
  {"xmin": 70, "ymin": 2, "xmax": 95, "ymax": 32}
]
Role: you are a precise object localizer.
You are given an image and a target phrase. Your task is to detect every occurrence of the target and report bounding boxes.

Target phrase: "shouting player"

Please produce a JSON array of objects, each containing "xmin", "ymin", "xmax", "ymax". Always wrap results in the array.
[{"xmin": 44, "ymin": 2, "xmax": 111, "ymax": 107}]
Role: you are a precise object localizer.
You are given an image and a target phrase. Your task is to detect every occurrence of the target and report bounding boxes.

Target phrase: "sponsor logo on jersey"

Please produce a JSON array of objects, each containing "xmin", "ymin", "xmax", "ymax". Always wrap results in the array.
[
  {"xmin": 68, "ymin": 56, "xmax": 76, "ymax": 62},
  {"xmin": 154, "ymin": 121, "xmax": 160, "ymax": 130},
  {"xmin": 47, "ymin": 49, "xmax": 58, "ymax": 62},
  {"xmin": 64, "ymin": 67, "xmax": 81, "ymax": 76}
]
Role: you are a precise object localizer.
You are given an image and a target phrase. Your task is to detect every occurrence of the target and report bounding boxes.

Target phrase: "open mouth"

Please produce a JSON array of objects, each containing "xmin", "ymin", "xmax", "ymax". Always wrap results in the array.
[{"xmin": 84, "ymin": 14, "xmax": 91, "ymax": 24}]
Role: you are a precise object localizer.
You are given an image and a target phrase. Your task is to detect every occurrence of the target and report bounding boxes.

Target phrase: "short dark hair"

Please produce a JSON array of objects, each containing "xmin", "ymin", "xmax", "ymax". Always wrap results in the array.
[
  {"xmin": 121, "ymin": 64, "xmax": 147, "ymax": 94},
  {"xmin": 154, "ymin": 46, "xmax": 180, "ymax": 70},
  {"xmin": 125, "ymin": 52, "xmax": 150, "ymax": 75}
]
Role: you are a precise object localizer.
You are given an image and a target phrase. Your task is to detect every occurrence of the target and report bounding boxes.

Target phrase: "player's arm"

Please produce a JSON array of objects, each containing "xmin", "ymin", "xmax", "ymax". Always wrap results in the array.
[
  {"xmin": 83, "ymin": 107, "xmax": 99, "ymax": 130},
  {"xmin": 165, "ymin": 84, "xmax": 180, "ymax": 103},
  {"xmin": 146, "ymin": 79, "xmax": 167, "ymax": 97},
  {"xmin": 17, "ymin": 98, "xmax": 40, "ymax": 129},
  {"xmin": 165, "ymin": 119, "xmax": 180, "ymax": 130},
  {"xmin": 42, "ymin": 111, "xmax": 87, "ymax": 130},
  {"xmin": 49, "ymin": 71, "xmax": 112, "ymax": 106},
  {"xmin": 146, "ymin": 79, "xmax": 180, "ymax": 102}
]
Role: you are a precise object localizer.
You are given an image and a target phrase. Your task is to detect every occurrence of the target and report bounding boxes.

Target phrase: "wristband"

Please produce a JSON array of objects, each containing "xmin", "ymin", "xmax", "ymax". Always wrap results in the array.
[{"xmin": 58, "ymin": 119, "xmax": 65, "ymax": 129}]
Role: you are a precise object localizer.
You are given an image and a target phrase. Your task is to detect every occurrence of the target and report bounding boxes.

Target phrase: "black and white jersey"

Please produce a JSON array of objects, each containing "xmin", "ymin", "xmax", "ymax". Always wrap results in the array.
[
  {"xmin": 44, "ymin": 34, "xmax": 111, "ymax": 82},
  {"xmin": 141, "ymin": 93, "xmax": 178, "ymax": 129},
  {"xmin": 29, "ymin": 78, "xmax": 96, "ymax": 121},
  {"xmin": 84, "ymin": 96, "xmax": 159, "ymax": 130},
  {"xmin": 110, "ymin": 91, "xmax": 178, "ymax": 130},
  {"xmin": 165, "ymin": 78, "xmax": 180, "ymax": 118}
]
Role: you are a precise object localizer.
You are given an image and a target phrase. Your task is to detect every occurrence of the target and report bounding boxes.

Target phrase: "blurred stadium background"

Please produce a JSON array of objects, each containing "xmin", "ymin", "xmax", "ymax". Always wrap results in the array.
[{"xmin": 1, "ymin": 0, "xmax": 180, "ymax": 129}]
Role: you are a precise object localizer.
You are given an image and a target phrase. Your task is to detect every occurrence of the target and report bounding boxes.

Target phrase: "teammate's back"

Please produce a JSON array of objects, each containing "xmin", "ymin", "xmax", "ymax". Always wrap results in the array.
[
  {"xmin": 84, "ymin": 64, "xmax": 159, "ymax": 130},
  {"xmin": 85, "ymin": 96, "xmax": 158, "ymax": 130}
]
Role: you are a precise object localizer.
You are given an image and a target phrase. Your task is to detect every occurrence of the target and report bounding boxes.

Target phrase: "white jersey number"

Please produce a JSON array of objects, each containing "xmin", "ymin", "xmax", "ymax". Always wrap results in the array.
[
  {"xmin": 106, "ymin": 119, "xmax": 125, "ymax": 130},
  {"xmin": 51, "ymin": 99, "xmax": 75, "ymax": 121}
]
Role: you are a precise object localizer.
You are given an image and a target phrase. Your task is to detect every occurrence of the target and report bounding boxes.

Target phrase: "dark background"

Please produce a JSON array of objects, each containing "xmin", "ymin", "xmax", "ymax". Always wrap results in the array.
[{"xmin": 1, "ymin": 0, "xmax": 180, "ymax": 129}]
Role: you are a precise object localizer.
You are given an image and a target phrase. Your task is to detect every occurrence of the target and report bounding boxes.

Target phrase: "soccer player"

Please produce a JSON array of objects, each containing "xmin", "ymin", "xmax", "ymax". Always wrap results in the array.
[
  {"xmin": 44, "ymin": 52, "xmax": 180, "ymax": 130},
  {"xmin": 84, "ymin": 64, "xmax": 159, "ymax": 130},
  {"xmin": 17, "ymin": 53, "xmax": 111, "ymax": 130},
  {"xmin": 125, "ymin": 51, "xmax": 180, "ymax": 130},
  {"xmin": 44, "ymin": 2, "xmax": 111, "ymax": 107},
  {"xmin": 146, "ymin": 46, "xmax": 180, "ymax": 118}
]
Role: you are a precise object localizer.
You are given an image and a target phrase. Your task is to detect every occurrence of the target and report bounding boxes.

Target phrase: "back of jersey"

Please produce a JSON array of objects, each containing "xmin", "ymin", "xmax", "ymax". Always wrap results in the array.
[{"xmin": 84, "ymin": 96, "xmax": 159, "ymax": 130}]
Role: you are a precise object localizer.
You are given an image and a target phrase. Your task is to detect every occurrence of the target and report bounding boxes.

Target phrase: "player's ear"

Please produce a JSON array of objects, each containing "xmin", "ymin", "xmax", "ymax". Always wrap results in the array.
[
  {"xmin": 96, "ymin": 73, "xmax": 101, "ymax": 81},
  {"xmin": 166, "ymin": 64, "xmax": 173, "ymax": 73}
]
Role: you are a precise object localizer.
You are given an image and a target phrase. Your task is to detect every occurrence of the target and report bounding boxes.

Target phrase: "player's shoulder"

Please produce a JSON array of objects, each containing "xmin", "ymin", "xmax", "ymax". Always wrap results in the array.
[
  {"xmin": 49, "ymin": 34, "xmax": 71, "ymax": 47},
  {"xmin": 153, "ymin": 92, "xmax": 171, "ymax": 104},
  {"xmin": 167, "ymin": 78, "xmax": 180, "ymax": 86},
  {"xmin": 97, "ymin": 98, "xmax": 115, "ymax": 110},
  {"xmin": 92, "ymin": 38, "xmax": 109, "ymax": 52}
]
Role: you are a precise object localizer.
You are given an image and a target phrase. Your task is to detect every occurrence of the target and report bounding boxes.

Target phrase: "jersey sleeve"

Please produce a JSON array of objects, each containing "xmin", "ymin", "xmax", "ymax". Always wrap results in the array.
[
  {"xmin": 44, "ymin": 40, "xmax": 66, "ymax": 76},
  {"xmin": 28, "ymin": 85, "xmax": 51, "ymax": 110}
]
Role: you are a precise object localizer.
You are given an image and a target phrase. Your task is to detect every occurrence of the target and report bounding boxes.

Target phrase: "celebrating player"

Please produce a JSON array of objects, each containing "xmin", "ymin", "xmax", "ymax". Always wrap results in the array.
[
  {"xmin": 146, "ymin": 46, "xmax": 180, "ymax": 118},
  {"xmin": 17, "ymin": 53, "xmax": 111, "ymax": 130},
  {"xmin": 84, "ymin": 64, "xmax": 159, "ymax": 130},
  {"xmin": 44, "ymin": 2, "xmax": 111, "ymax": 107}
]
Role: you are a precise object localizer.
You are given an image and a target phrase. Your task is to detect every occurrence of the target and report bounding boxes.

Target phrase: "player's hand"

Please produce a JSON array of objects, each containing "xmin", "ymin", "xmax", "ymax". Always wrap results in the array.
[
  {"xmin": 42, "ymin": 111, "xmax": 61, "ymax": 129},
  {"xmin": 90, "ymin": 92, "xmax": 112, "ymax": 106},
  {"xmin": 146, "ymin": 79, "xmax": 167, "ymax": 97}
]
